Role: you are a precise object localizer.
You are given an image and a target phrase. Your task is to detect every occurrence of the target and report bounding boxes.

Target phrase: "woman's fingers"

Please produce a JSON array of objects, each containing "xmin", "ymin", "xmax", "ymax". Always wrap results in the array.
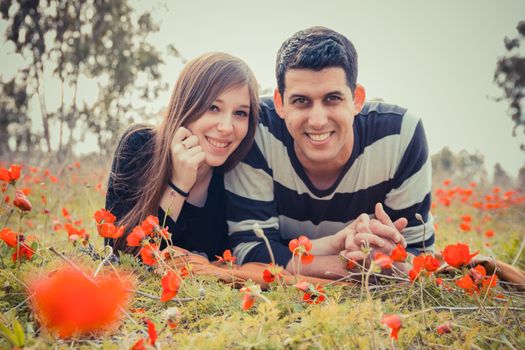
[
  {"xmin": 181, "ymin": 135, "xmax": 199, "ymax": 149},
  {"xmin": 173, "ymin": 126, "xmax": 193, "ymax": 144}
]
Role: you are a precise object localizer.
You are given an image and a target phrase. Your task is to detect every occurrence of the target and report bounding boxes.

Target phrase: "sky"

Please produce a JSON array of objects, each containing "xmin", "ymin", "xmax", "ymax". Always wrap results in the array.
[{"xmin": 1, "ymin": 0, "xmax": 524, "ymax": 176}]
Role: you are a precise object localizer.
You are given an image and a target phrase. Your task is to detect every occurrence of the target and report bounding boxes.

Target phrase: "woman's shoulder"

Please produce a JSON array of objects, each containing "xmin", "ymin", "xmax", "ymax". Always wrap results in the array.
[{"xmin": 118, "ymin": 124, "xmax": 156, "ymax": 153}]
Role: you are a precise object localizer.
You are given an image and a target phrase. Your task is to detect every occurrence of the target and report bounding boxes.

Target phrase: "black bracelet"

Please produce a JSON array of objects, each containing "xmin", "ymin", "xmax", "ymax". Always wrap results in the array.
[{"xmin": 168, "ymin": 181, "xmax": 189, "ymax": 197}]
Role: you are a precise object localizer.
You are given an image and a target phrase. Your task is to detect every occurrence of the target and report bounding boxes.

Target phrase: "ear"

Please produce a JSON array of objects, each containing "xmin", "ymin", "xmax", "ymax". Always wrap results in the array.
[
  {"xmin": 273, "ymin": 88, "xmax": 285, "ymax": 119},
  {"xmin": 353, "ymin": 84, "xmax": 366, "ymax": 115}
]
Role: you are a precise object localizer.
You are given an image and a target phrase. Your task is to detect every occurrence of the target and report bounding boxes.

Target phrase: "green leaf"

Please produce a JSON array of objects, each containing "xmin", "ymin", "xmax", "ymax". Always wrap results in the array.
[
  {"xmin": 0, "ymin": 322, "xmax": 17, "ymax": 347},
  {"xmin": 12, "ymin": 319, "xmax": 25, "ymax": 346}
]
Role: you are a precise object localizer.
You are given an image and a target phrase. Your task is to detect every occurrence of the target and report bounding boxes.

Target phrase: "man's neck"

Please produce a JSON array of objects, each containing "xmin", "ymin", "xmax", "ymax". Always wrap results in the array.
[{"xmin": 302, "ymin": 163, "xmax": 345, "ymax": 191}]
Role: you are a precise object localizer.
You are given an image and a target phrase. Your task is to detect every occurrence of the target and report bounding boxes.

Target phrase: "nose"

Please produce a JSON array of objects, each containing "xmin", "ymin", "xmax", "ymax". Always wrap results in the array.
[
  {"xmin": 308, "ymin": 104, "xmax": 328, "ymax": 130},
  {"xmin": 216, "ymin": 112, "xmax": 234, "ymax": 134}
]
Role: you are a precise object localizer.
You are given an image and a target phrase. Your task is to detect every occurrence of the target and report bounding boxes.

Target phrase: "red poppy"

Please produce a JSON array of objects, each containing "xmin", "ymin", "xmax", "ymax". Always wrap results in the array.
[
  {"xmin": 215, "ymin": 249, "xmax": 236, "ymax": 264},
  {"xmin": 28, "ymin": 266, "xmax": 133, "ymax": 338},
  {"xmin": 93, "ymin": 209, "xmax": 116, "ymax": 224},
  {"xmin": 64, "ymin": 223, "xmax": 87, "ymax": 239},
  {"xmin": 12, "ymin": 243, "xmax": 34, "ymax": 262},
  {"xmin": 484, "ymin": 229, "xmax": 494, "ymax": 238},
  {"xmin": 346, "ymin": 259, "xmax": 357, "ymax": 270},
  {"xmin": 263, "ymin": 269, "xmax": 275, "ymax": 283},
  {"xmin": 374, "ymin": 252, "xmax": 393, "ymax": 269},
  {"xmin": 262, "ymin": 264, "xmax": 283, "ymax": 283},
  {"xmin": 97, "ymin": 223, "xmax": 125, "ymax": 239},
  {"xmin": 460, "ymin": 214, "xmax": 472, "ymax": 222},
  {"xmin": 481, "ymin": 274, "xmax": 498, "ymax": 291},
  {"xmin": 160, "ymin": 271, "xmax": 180, "ymax": 302},
  {"xmin": 390, "ymin": 243, "xmax": 407, "ymax": 262},
  {"xmin": 140, "ymin": 244, "xmax": 160, "ymax": 266},
  {"xmin": 381, "ymin": 314, "xmax": 402, "ymax": 340},
  {"xmin": 146, "ymin": 319, "xmax": 157, "ymax": 346},
  {"xmin": 13, "ymin": 190, "xmax": 32, "ymax": 212},
  {"xmin": 442, "ymin": 243, "xmax": 479, "ymax": 268},
  {"xmin": 459, "ymin": 222, "xmax": 471, "ymax": 232},
  {"xmin": 423, "ymin": 255, "xmax": 440, "ymax": 272},
  {"xmin": 141, "ymin": 215, "xmax": 160, "ymax": 235},
  {"xmin": 0, "ymin": 164, "xmax": 21, "ymax": 184},
  {"xmin": 455, "ymin": 274, "xmax": 476, "ymax": 293},
  {"xmin": 436, "ymin": 323, "xmax": 452, "ymax": 334},
  {"xmin": 242, "ymin": 293, "xmax": 256, "ymax": 310},
  {"xmin": 288, "ymin": 235, "xmax": 314, "ymax": 265},
  {"xmin": 127, "ymin": 226, "xmax": 146, "ymax": 247},
  {"xmin": 0, "ymin": 227, "xmax": 19, "ymax": 248},
  {"xmin": 303, "ymin": 285, "xmax": 325, "ymax": 304},
  {"xmin": 62, "ymin": 207, "xmax": 71, "ymax": 219}
]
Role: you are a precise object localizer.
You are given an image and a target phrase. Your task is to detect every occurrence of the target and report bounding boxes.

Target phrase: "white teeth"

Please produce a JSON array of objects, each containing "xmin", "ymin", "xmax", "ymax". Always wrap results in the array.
[
  {"xmin": 207, "ymin": 137, "xmax": 229, "ymax": 148},
  {"xmin": 307, "ymin": 132, "xmax": 331, "ymax": 141}
]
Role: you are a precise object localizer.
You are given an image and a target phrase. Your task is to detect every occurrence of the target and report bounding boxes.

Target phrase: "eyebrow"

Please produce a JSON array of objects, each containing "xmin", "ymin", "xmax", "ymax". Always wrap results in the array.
[
  {"xmin": 214, "ymin": 99, "xmax": 250, "ymax": 109},
  {"xmin": 288, "ymin": 91, "xmax": 344, "ymax": 99}
]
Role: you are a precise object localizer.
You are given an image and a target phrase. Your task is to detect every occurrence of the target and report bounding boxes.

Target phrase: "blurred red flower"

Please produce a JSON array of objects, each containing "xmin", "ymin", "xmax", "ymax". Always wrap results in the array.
[
  {"xmin": 381, "ymin": 314, "xmax": 402, "ymax": 340},
  {"xmin": 215, "ymin": 249, "xmax": 236, "ymax": 264},
  {"xmin": 0, "ymin": 164, "xmax": 21, "ymax": 184},
  {"xmin": 28, "ymin": 266, "xmax": 133, "ymax": 338},
  {"xmin": 374, "ymin": 252, "xmax": 393, "ymax": 269},
  {"xmin": 0, "ymin": 227, "xmax": 19, "ymax": 247},
  {"xmin": 390, "ymin": 243, "xmax": 407, "ymax": 262},
  {"xmin": 13, "ymin": 190, "xmax": 32, "ymax": 212}
]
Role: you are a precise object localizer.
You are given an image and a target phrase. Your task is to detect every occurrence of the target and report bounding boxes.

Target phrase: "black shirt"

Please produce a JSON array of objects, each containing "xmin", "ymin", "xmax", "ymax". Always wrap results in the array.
[{"xmin": 105, "ymin": 128, "xmax": 228, "ymax": 260}]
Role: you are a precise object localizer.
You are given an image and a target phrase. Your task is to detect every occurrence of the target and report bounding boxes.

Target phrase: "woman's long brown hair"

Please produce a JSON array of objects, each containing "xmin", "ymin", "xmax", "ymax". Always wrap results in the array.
[{"xmin": 111, "ymin": 52, "xmax": 259, "ymax": 253}]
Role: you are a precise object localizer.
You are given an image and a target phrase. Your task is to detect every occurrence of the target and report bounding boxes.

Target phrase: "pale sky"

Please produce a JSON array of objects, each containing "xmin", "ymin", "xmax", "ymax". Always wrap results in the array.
[{"xmin": 1, "ymin": 0, "xmax": 524, "ymax": 176}]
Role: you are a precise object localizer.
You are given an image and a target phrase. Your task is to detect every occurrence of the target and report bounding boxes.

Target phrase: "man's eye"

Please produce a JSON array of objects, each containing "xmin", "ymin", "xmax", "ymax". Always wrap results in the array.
[
  {"xmin": 326, "ymin": 95, "xmax": 342, "ymax": 102},
  {"xmin": 293, "ymin": 98, "xmax": 308, "ymax": 105}
]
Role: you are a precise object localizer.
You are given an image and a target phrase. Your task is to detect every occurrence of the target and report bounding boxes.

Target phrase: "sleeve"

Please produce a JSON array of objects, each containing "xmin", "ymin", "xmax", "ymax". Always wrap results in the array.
[
  {"xmin": 383, "ymin": 111, "xmax": 434, "ymax": 255},
  {"xmin": 224, "ymin": 135, "xmax": 292, "ymax": 266}
]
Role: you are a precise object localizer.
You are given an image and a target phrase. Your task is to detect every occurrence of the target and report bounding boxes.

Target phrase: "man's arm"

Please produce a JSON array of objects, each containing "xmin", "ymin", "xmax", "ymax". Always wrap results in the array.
[{"xmin": 383, "ymin": 111, "xmax": 434, "ymax": 255}]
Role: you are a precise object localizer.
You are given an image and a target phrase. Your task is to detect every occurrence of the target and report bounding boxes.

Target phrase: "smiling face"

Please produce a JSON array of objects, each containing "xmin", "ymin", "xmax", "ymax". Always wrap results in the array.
[
  {"xmin": 186, "ymin": 84, "xmax": 251, "ymax": 167},
  {"xmin": 275, "ymin": 67, "xmax": 365, "ymax": 174}
]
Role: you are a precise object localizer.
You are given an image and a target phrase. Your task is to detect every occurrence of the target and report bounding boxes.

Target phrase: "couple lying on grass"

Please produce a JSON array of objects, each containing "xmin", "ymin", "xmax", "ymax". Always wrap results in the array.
[{"xmin": 105, "ymin": 26, "xmax": 519, "ymax": 286}]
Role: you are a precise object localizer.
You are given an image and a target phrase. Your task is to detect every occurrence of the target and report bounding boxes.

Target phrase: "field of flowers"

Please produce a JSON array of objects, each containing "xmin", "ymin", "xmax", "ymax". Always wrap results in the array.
[{"xmin": 0, "ymin": 160, "xmax": 524, "ymax": 349}]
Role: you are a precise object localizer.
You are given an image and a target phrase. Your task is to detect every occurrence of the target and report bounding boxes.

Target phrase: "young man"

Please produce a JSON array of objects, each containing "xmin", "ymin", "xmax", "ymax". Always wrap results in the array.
[{"xmin": 225, "ymin": 27, "xmax": 433, "ymax": 278}]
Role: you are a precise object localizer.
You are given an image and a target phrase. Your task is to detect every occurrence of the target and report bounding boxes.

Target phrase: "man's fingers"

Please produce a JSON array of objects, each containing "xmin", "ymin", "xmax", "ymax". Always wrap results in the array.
[
  {"xmin": 369, "ymin": 221, "xmax": 404, "ymax": 245},
  {"xmin": 354, "ymin": 233, "xmax": 385, "ymax": 248},
  {"xmin": 375, "ymin": 203, "xmax": 395, "ymax": 228},
  {"xmin": 393, "ymin": 217, "xmax": 408, "ymax": 233}
]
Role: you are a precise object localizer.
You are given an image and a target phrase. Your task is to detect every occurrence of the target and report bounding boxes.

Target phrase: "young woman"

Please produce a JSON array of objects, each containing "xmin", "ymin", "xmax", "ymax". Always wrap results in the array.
[{"xmin": 106, "ymin": 52, "xmax": 259, "ymax": 260}]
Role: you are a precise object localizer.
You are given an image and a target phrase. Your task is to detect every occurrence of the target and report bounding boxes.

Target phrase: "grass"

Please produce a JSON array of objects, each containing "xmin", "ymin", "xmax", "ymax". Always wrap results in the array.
[{"xmin": 0, "ymin": 161, "xmax": 524, "ymax": 349}]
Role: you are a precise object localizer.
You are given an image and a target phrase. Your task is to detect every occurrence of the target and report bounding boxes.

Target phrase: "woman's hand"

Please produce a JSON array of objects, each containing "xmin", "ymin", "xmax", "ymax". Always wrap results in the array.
[{"xmin": 170, "ymin": 127, "xmax": 206, "ymax": 192}]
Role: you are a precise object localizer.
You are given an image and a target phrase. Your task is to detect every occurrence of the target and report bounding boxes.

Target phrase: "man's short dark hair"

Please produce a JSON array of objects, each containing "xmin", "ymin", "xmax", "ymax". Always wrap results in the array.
[{"xmin": 276, "ymin": 26, "xmax": 358, "ymax": 98}]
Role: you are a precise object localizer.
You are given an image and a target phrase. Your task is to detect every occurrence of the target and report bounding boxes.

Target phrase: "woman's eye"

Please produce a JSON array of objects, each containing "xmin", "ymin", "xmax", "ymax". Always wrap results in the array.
[
  {"xmin": 210, "ymin": 105, "xmax": 219, "ymax": 112},
  {"xmin": 235, "ymin": 110, "xmax": 248, "ymax": 117}
]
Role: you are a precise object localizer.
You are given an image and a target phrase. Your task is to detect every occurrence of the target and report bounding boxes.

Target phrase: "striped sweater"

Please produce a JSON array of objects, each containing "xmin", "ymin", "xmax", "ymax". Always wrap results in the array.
[{"xmin": 225, "ymin": 96, "xmax": 434, "ymax": 266}]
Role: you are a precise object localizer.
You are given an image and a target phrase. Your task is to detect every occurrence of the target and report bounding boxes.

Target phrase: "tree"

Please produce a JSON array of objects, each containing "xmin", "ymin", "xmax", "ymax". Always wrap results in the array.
[
  {"xmin": 0, "ymin": 0, "xmax": 176, "ymax": 158},
  {"xmin": 494, "ymin": 20, "xmax": 525, "ymax": 151},
  {"xmin": 493, "ymin": 163, "xmax": 513, "ymax": 189}
]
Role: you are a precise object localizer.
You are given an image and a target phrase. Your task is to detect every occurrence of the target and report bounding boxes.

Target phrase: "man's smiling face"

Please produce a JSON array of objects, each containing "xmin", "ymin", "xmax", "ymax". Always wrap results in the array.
[{"xmin": 276, "ymin": 67, "xmax": 364, "ymax": 172}]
